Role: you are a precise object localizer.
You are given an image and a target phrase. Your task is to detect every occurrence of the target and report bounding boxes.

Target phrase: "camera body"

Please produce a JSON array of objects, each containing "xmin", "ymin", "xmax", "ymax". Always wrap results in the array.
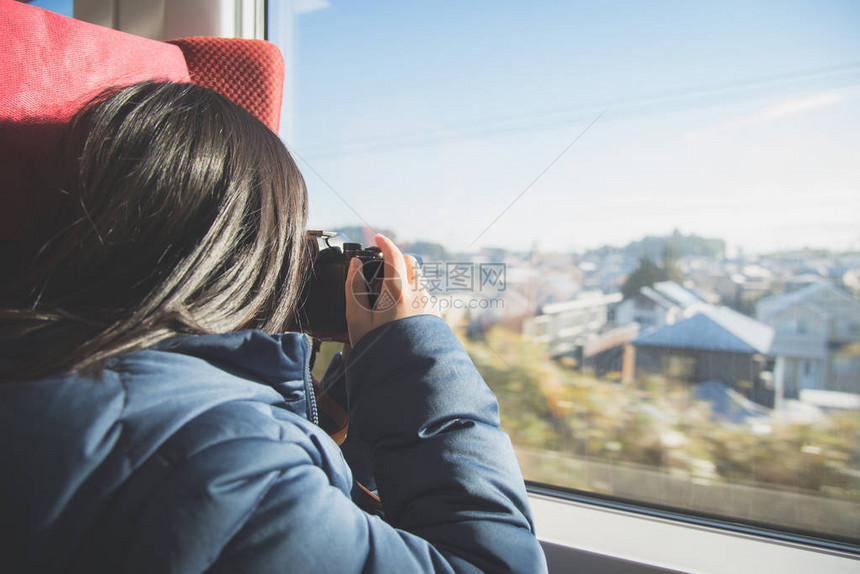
[{"xmin": 295, "ymin": 231, "xmax": 384, "ymax": 342}]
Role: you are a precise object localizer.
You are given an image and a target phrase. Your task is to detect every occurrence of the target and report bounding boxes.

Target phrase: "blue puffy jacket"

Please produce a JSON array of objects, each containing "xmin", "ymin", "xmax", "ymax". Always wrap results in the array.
[{"xmin": 0, "ymin": 315, "xmax": 547, "ymax": 573}]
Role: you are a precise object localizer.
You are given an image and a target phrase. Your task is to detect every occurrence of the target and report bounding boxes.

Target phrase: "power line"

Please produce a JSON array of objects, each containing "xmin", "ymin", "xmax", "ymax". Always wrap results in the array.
[
  {"xmin": 296, "ymin": 62, "xmax": 860, "ymax": 159},
  {"xmin": 465, "ymin": 108, "xmax": 608, "ymax": 251}
]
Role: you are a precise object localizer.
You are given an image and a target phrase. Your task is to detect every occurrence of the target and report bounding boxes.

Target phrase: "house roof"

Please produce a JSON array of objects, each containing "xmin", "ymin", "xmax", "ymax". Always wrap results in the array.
[
  {"xmin": 756, "ymin": 281, "xmax": 856, "ymax": 320},
  {"xmin": 634, "ymin": 306, "xmax": 773, "ymax": 354},
  {"xmin": 638, "ymin": 286, "xmax": 677, "ymax": 310},
  {"xmin": 693, "ymin": 380, "xmax": 769, "ymax": 423},
  {"xmin": 540, "ymin": 292, "xmax": 622, "ymax": 315},
  {"xmin": 651, "ymin": 281, "xmax": 705, "ymax": 308}
]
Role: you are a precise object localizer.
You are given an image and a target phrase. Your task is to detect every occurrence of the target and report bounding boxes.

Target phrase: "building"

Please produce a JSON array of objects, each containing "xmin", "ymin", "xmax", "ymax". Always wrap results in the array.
[
  {"xmin": 523, "ymin": 291, "xmax": 624, "ymax": 358},
  {"xmin": 756, "ymin": 281, "xmax": 860, "ymax": 399},
  {"xmin": 633, "ymin": 306, "xmax": 775, "ymax": 407},
  {"xmin": 615, "ymin": 281, "xmax": 708, "ymax": 329}
]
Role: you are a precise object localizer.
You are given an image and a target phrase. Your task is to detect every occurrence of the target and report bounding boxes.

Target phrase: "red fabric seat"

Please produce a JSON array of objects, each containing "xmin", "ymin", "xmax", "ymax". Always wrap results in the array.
[
  {"xmin": 168, "ymin": 37, "xmax": 284, "ymax": 134},
  {"xmin": 0, "ymin": 0, "xmax": 284, "ymax": 243}
]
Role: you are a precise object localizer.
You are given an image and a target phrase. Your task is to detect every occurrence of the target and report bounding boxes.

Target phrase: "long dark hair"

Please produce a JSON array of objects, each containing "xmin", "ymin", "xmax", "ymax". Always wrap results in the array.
[{"xmin": 1, "ymin": 81, "xmax": 308, "ymax": 380}]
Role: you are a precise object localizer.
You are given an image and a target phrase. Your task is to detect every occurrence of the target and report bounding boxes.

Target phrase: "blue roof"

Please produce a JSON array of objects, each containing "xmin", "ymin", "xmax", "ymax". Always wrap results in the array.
[
  {"xmin": 634, "ymin": 306, "xmax": 773, "ymax": 354},
  {"xmin": 693, "ymin": 380, "xmax": 769, "ymax": 423}
]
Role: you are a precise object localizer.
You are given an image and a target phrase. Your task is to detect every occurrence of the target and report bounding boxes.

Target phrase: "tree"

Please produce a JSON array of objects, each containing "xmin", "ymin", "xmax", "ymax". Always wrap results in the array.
[
  {"xmin": 621, "ymin": 256, "xmax": 665, "ymax": 299},
  {"xmin": 662, "ymin": 241, "xmax": 683, "ymax": 283}
]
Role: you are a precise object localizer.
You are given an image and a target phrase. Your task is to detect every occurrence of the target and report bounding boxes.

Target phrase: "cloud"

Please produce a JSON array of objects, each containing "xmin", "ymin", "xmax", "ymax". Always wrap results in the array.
[
  {"xmin": 766, "ymin": 93, "xmax": 846, "ymax": 118},
  {"xmin": 724, "ymin": 92, "xmax": 847, "ymax": 129},
  {"xmin": 294, "ymin": 0, "xmax": 331, "ymax": 15}
]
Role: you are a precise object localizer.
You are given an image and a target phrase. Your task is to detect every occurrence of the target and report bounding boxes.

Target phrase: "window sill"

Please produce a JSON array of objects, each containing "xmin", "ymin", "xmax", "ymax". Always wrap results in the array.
[{"xmin": 528, "ymin": 491, "xmax": 859, "ymax": 574}]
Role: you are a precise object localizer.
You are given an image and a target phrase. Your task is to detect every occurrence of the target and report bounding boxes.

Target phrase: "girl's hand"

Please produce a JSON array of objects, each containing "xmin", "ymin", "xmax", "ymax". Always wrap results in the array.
[{"xmin": 345, "ymin": 234, "xmax": 439, "ymax": 348}]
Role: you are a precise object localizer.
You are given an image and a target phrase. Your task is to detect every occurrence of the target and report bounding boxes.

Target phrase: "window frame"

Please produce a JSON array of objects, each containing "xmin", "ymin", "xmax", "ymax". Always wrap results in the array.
[
  {"xmin": 528, "ymin": 489, "xmax": 860, "ymax": 573},
  {"xmin": 528, "ymin": 482, "xmax": 860, "ymax": 555}
]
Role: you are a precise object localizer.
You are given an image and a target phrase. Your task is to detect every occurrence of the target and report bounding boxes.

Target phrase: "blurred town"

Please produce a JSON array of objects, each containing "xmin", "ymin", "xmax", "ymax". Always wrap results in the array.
[
  {"xmin": 329, "ymin": 226, "xmax": 860, "ymax": 538},
  {"xmin": 339, "ymin": 226, "xmax": 860, "ymax": 417}
]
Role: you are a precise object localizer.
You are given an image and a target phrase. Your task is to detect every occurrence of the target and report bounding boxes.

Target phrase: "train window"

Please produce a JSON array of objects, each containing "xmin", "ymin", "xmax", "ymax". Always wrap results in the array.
[{"xmin": 267, "ymin": 0, "xmax": 860, "ymax": 551}]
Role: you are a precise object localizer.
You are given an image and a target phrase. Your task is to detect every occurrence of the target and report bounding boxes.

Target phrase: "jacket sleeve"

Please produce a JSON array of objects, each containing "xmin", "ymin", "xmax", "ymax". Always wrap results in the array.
[
  {"xmin": 209, "ymin": 315, "xmax": 546, "ymax": 574},
  {"xmin": 344, "ymin": 315, "xmax": 545, "ymax": 572}
]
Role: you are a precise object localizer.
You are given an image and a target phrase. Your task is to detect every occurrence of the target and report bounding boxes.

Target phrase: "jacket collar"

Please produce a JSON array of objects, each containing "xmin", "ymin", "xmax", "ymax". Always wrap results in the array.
[{"xmin": 150, "ymin": 330, "xmax": 315, "ymax": 421}]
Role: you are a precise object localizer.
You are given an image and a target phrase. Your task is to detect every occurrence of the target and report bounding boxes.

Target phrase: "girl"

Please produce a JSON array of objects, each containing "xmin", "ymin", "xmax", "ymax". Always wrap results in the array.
[{"xmin": 0, "ymin": 81, "xmax": 546, "ymax": 573}]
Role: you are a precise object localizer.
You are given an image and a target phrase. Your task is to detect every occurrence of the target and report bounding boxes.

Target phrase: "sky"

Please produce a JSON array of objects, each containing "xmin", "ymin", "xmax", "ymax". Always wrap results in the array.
[
  {"xmin": 278, "ymin": 0, "xmax": 860, "ymax": 255},
  {"xmin": 28, "ymin": 0, "xmax": 72, "ymax": 16},
  {"xmin": 29, "ymin": 0, "xmax": 860, "ymax": 255}
]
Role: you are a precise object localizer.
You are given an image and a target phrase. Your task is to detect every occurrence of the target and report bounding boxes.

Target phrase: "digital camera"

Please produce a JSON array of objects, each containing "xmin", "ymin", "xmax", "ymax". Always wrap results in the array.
[{"xmin": 294, "ymin": 231, "xmax": 384, "ymax": 342}]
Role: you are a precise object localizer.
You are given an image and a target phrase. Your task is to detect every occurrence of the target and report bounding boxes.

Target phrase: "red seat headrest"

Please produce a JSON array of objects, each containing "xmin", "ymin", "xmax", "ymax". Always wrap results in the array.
[
  {"xmin": 168, "ymin": 37, "xmax": 284, "ymax": 135},
  {"xmin": 0, "ymin": 0, "xmax": 191, "ymax": 243}
]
